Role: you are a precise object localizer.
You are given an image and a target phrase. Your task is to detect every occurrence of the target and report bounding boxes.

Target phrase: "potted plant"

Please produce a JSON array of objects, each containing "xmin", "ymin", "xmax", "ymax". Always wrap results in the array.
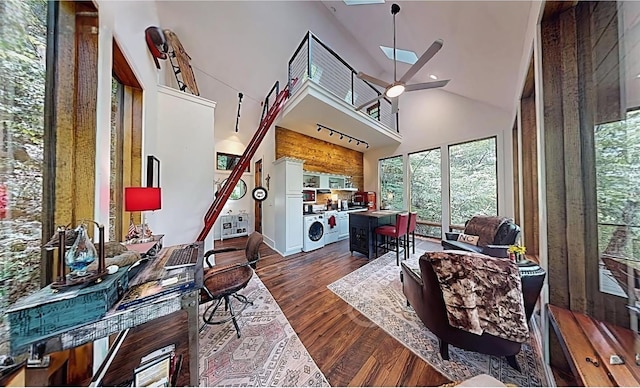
[{"xmin": 508, "ymin": 244, "xmax": 526, "ymax": 263}]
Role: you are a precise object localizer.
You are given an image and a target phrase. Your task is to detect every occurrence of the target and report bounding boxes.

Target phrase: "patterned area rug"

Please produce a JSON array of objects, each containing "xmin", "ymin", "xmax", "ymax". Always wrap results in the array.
[
  {"xmin": 327, "ymin": 249, "xmax": 549, "ymax": 387},
  {"xmin": 199, "ymin": 274, "xmax": 329, "ymax": 387}
]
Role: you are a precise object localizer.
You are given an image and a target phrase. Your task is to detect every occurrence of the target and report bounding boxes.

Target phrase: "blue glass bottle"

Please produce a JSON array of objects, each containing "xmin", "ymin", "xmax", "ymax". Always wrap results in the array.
[{"xmin": 65, "ymin": 224, "xmax": 98, "ymax": 276}]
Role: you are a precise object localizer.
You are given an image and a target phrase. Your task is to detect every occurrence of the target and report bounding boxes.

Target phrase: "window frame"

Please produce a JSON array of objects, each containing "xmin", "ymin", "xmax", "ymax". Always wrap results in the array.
[{"xmin": 447, "ymin": 135, "xmax": 498, "ymax": 228}]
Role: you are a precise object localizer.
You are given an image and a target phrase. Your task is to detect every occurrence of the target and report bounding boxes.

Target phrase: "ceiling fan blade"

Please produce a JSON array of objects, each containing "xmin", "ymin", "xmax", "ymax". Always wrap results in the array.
[
  {"xmin": 355, "ymin": 94, "xmax": 384, "ymax": 112},
  {"xmin": 356, "ymin": 72, "xmax": 390, "ymax": 89},
  {"xmin": 391, "ymin": 97, "xmax": 398, "ymax": 114},
  {"xmin": 399, "ymin": 39, "xmax": 444, "ymax": 84},
  {"xmin": 405, "ymin": 79, "xmax": 450, "ymax": 92}
]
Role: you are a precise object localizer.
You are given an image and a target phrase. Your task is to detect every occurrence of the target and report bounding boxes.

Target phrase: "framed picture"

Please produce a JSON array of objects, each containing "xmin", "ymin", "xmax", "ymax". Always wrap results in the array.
[
  {"xmin": 216, "ymin": 152, "xmax": 249, "ymax": 172},
  {"xmin": 146, "ymin": 155, "xmax": 160, "ymax": 188}
]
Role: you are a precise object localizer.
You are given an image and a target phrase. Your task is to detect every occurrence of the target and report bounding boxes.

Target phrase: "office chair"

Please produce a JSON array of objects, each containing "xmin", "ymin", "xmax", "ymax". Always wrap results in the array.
[{"xmin": 199, "ymin": 232, "xmax": 263, "ymax": 338}]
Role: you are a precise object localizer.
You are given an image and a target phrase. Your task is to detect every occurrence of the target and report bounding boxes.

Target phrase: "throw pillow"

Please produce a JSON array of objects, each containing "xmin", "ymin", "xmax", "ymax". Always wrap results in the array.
[{"xmin": 457, "ymin": 233, "xmax": 479, "ymax": 245}]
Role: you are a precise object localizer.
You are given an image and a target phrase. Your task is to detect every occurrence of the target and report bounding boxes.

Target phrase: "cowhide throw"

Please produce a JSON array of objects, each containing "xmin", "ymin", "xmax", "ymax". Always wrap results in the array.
[
  {"xmin": 425, "ymin": 250, "xmax": 529, "ymax": 343},
  {"xmin": 464, "ymin": 216, "xmax": 511, "ymax": 247}
]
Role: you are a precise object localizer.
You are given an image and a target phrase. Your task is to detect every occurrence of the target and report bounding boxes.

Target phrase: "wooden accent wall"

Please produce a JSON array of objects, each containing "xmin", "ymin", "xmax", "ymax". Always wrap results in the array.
[
  {"xmin": 275, "ymin": 127, "xmax": 364, "ymax": 191},
  {"xmin": 520, "ymin": 56, "xmax": 539, "ymax": 255},
  {"xmin": 541, "ymin": 1, "xmax": 627, "ymax": 325}
]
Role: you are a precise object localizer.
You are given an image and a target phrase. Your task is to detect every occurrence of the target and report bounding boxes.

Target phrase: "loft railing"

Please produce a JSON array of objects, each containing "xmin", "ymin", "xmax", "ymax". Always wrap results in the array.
[{"xmin": 287, "ymin": 31, "xmax": 398, "ymax": 133}]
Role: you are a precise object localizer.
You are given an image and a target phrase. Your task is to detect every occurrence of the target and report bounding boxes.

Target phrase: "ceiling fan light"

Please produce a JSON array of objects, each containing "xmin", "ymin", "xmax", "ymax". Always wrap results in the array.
[{"xmin": 386, "ymin": 84, "xmax": 405, "ymax": 98}]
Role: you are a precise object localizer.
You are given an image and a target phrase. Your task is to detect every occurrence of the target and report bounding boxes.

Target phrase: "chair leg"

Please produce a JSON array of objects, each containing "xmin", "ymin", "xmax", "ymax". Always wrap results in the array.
[
  {"xmin": 506, "ymin": 355, "xmax": 521, "ymax": 372},
  {"xmin": 439, "ymin": 339, "xmax": 450, "ymax": 360},
  {"xmin": 412, "ymin": 231, "xmax": 415, "ymax": 254},
  {"xmin": 395, "ymin": 236, "xmax": 400, "ymax": 266},
  {"xmin": 225, "ymin": 295, "xmax": 242, "ymax": 338}
]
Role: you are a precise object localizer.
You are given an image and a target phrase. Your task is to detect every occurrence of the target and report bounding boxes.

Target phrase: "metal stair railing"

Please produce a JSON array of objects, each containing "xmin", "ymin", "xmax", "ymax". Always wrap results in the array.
[{"xmin": 196, "ymin": 80, "xmax": 292, "ymax": 242}]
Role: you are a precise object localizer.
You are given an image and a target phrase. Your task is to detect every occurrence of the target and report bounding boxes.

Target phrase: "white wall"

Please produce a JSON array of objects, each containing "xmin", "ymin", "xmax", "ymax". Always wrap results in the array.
[
  {"xmin": 156, "ymin": 1, "xmax": 382, "ymax": 246},
  {"xmin": 93, "ymin": 0, "xmax": 164, "ymax": 230}
]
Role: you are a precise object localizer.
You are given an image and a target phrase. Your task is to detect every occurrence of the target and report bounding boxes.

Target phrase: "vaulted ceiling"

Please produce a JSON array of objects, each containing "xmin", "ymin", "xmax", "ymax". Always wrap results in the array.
[
  {"xmin": 156, "ymin": 1, "xmax": 536, "ymax": 148},
  {"xmin": 320, "ymin": 1, "xmax": 534, "ymax": 112}
]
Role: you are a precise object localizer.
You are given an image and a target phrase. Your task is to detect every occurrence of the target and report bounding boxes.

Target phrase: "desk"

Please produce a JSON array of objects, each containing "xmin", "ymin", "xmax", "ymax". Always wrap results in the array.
[
  {"xmin": 13, "ymin": 243, "xmax": 203, "ymax": 386},
  {"xmin": 349, "ymin": 210, "xmax": 400, "ymax": 259}
]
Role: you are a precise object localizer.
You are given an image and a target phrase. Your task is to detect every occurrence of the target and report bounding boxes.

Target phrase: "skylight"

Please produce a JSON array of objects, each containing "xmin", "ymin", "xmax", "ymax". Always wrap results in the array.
[
  {"xmin": 343, "ymin": 0, "xmax": 385, "ymax": 5},
  {"xmin": 379, "ymin": 46, "xmax": 418, "ymax": 65}
]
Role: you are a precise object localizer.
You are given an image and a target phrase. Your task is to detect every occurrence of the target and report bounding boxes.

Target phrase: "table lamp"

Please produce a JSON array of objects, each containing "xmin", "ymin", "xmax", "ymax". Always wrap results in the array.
[{"xmin": 125, "ymin": 187, "xmax": 161, "ymax": 241}]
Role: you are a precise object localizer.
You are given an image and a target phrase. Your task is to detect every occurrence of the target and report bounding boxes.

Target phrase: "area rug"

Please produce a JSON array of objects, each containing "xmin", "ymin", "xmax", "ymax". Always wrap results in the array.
[
  {"xmin": 327, "ymin": 249, "xmax": 549, "ymax": 387},
  {"xmin": 199, "ymin": 274, "xmax": 329, "ymax": 387}
]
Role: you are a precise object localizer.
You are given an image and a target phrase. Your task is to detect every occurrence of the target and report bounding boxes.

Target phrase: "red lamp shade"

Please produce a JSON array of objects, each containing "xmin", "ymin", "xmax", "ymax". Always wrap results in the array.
[{"xmin": 125, "ymin": 187, "xmax": 162, "ymax": 212}]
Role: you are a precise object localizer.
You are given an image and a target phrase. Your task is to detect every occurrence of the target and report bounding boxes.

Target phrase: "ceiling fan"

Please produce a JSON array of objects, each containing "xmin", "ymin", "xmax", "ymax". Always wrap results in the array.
[{"xmin": 355, "ymin": 3, "xmax": 449, "ymax": 114}]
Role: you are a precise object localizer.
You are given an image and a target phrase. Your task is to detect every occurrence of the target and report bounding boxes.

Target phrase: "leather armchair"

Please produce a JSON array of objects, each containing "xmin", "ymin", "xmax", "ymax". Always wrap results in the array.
[
  {"xmin": 401, "ymin": 254, "xmax": 522, "ymax": 371},
  {"xmin": 441, "ymin": 216, "xmax": 520, "ymax": 258}
]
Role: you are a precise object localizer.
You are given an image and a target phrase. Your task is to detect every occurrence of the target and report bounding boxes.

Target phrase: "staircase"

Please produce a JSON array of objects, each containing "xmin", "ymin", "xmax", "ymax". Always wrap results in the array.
[{"xmin": 196, "ymin": 80, "xmax": 293, "ymax": 242}]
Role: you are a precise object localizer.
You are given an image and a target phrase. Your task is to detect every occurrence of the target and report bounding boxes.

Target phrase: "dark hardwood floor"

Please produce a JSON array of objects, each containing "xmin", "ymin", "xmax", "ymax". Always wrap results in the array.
[{"xmin": 213, "ymin": 235, "xmax": 451, "ymax": 387}]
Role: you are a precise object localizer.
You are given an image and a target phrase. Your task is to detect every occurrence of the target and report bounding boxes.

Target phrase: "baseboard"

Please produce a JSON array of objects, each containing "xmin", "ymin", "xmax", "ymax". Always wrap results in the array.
[{"xmin": 531, "ymin": 313, "xmax": 556, "ymax": 386}]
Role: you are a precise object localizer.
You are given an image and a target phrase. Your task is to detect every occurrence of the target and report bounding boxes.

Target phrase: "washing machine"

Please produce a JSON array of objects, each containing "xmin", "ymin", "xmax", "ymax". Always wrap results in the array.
[{"xmin": 303, "ymin": 213, "xmax": 325, "ymax": 252}]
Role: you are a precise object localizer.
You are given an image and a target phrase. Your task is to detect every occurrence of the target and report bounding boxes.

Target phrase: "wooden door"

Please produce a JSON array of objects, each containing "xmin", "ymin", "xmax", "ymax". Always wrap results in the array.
[{"xmin": 254, "ymin": 160, "xmax": 262, "ymax": 233}]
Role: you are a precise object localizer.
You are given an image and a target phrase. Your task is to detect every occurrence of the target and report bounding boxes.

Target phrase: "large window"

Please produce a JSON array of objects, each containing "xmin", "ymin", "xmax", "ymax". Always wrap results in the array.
[
  {"xmin": 448, "ymin": 137, "xmax": 497, "ymax": 226},
  {"xmin": 409, "ymin": 148, "xmax": 441, "ymax": 238},
  {"xmin": 379, "ymin": 155, "xmax": 404, "ymax": 210},
  {"xmin": 596, "ymin": 110, "xmax": 640, "ymax": 303},
  {"xmin": 0, "ymin": 0, "xmax": 47, "ymax": 355}
]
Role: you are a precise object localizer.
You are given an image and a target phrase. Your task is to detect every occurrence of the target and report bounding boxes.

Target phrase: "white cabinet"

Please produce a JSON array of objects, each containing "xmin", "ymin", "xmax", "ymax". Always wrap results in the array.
[
  {"xmin": 220, "ymin": 213, "xmax": 249, "ymax": 240},
  {"xmin": 338, "ymin": 212, "xmax": 349, "ymax": 240},
  {"xmin": 273, "ymin": 157, "xmax": 304, "ymax": 256},
  {"xmin": 302, "ymin": 171, "xmax": 356, "ymax": 191},
  {"xmin": 285, "ymin": 161, "xmax": 303, "ymax": 195}
]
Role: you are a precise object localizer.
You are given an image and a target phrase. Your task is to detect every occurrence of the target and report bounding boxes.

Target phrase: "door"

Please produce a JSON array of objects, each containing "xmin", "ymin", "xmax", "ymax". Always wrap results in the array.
[{"xmin": 254, "ymin": 159, "xmax": 262, "ymax": 233}]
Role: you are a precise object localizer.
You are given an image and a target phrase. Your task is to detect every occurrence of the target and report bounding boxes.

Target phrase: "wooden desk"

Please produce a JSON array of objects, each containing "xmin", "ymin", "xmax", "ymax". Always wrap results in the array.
[
  {"xmin": 15, "ymin": 243, "xmax": 203, "ymax": 386},
  {"xmin": 349, "ymin": 210, "xmax": 400, "ymax": 259}
]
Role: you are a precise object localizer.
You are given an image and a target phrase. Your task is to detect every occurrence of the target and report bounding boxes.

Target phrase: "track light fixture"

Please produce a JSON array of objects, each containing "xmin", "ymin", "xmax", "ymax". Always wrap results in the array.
[{"xmin": 316, "ymin": 123, "xmax": 369, "ymax": 149}]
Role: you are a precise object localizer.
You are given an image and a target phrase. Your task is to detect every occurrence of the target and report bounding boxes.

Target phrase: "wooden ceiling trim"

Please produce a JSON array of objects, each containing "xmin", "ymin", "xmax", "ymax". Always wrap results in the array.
[
  {"xmin": 542, "ymin": 1, "xmax": 579, "ymax": 22},
  {"xmin": 113, "ymin": 40, "xmax": 141, "ymax": 89},
  {"xmin": 521, "ymin": 56, "xmax": 535, "ymax": 99}
]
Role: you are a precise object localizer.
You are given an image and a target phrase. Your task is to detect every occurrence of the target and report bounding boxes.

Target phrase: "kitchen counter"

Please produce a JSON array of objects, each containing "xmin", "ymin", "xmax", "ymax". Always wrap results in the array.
[
  {"xmin": 339, "ymin": 207, "xmax": 368, "ymax": 213},
  {"xmin": 349, "ymin": 210, "xmax": 402, "ymax": 259}
]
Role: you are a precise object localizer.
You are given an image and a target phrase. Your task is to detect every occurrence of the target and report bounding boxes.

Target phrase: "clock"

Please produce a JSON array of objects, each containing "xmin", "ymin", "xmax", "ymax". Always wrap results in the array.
[{"xmin": 252, "ymin": 186, "xmax": 268, "ymax": 202}]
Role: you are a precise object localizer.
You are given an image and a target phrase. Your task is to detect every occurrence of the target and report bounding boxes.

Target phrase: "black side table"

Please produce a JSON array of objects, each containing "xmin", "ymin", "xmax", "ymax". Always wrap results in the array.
[{"xmin": 517, "ymin": 259, "xmax": 546, "ymax": 325}]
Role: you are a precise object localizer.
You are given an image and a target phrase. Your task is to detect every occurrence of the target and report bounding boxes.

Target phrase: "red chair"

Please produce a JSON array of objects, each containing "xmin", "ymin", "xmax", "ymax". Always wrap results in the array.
[
  {"xmin": 374, "ymin": 212, "xmax": 409, "ymax": 266},
  {"xmin": 405, "ymin": 212, "xmax": 418, "ymax": 255}
]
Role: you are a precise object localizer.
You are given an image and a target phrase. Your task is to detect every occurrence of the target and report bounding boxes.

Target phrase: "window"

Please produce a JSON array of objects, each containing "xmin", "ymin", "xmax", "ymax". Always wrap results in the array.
[
  {"xmin": 110, "ymin": 78, "xmax": 124, "ymax": 241},
  {"xmin": 216, "ymin": 152, "xmax": 249, "ymax": 172},
  {"xmin": 112, "ymin": 39, "xmax": 143, "ymax": 242},
  {"xmin": 379, "ymin": 156, "xmax": 404, "ymax": 210},
  {"xmin": 596, "ymin": 109, "xmax": 640, "ymax": 302},
  {"xmin": 0, "ymin": 0, "xmax": 47, "ymax": 355},
  {"xmin": 409, "ymin": 148, "xmax": 441, "ymax": 238},
  {"xmin": 448, "ymin": 137, "xmax": 497, "ymax": 226}
]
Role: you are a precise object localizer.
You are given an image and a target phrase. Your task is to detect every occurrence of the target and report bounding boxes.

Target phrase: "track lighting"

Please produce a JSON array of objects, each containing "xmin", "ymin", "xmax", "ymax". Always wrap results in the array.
[{"xmin": 316, "ymin": 123, "xmax": 369, "ymax": 149}]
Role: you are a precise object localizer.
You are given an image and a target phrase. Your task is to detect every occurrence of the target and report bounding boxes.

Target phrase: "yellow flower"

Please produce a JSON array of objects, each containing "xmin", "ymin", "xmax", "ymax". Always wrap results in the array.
[{"xmin": 508, "ymin": 245, "xmax": 526, "ymax": 255}]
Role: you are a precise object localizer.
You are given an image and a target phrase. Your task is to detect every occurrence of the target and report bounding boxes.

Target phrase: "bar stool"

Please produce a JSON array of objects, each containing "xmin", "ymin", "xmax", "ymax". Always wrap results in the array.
[
  {"xmin": 374, "ymin": 212, "xmax": 409, "ymax": 266},
  {"xmin": 405, "ymin": 212, "xmax": 418, "ymax": 255}
]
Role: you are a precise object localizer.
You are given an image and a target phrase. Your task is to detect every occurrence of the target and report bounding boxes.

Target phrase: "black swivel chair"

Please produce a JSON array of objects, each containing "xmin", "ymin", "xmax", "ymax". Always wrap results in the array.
[{"xmin": 199, "ymin": 232, "xmax": 263, "ymax": 338}]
